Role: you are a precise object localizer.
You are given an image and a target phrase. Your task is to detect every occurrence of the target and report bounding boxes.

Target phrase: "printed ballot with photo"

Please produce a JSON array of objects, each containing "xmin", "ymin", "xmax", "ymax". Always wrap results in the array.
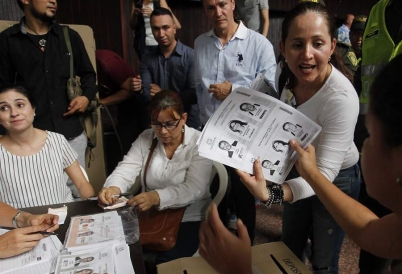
[
  {"xmin": 56, "ymin": 210, "xmax": 136, "ymax": 274},
  {"xmin": 197, "ymin": 86, "xmax": 322, "ymax": 184}
]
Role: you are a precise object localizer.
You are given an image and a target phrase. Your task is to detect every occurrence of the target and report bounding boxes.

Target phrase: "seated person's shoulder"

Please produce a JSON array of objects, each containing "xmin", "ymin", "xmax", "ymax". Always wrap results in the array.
[{"xmin": 186, "ymin": 127, "xmax": 202, "ymax": 143}]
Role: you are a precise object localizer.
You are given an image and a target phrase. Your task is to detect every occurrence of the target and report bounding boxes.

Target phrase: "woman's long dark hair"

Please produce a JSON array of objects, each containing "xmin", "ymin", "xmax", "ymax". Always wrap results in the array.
[
  {"xmin": 229, "ymin": 119, "xmax": 247, "ymax": 133},
  {"xmin": 280, "ymin": 2, "xmax": 353, "ymax": 91}
]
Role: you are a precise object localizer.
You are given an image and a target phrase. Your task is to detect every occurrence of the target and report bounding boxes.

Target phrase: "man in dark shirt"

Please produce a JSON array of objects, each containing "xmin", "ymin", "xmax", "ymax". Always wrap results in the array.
[
  {"xmin": 0, "ymin": 0, "xmax": 97, "ymax": 198},
  {"xmin": 135, "ymin": 7, "xmax": 200, "ymax": 129}
]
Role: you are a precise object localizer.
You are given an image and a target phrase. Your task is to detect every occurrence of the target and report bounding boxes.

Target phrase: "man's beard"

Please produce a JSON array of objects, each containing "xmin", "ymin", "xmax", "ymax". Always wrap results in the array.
[{"xmin": 29, "ymin": 5, "xmax": 56, "ymax": 22}]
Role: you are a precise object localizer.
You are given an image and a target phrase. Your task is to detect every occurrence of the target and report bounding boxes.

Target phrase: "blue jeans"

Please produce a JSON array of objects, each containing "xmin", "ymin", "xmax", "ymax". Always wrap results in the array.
[{"xmin": 281, "ymin": 164, "xmax": 361, "ymax": 274}]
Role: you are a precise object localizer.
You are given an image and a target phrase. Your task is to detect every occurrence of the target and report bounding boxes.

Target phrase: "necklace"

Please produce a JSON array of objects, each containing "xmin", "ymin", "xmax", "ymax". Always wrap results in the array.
[
  {"xmin": 24, "ymin": 22, "xmax": 48, "ymax": 52},
  {"xmin": 25, "ymin": 22, "xmax": 41, "ymax": 35}
]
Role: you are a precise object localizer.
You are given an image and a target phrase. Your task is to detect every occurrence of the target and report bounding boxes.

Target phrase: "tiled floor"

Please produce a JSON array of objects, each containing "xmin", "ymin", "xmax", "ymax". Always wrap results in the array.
[{"xmin": 254, "ymin": 204, "xmax": 360, "ymax": 273}]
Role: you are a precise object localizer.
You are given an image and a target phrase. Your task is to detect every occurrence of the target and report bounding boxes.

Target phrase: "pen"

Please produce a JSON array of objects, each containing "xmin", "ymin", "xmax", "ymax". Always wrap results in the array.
[
  {"xmin": 28, "ymin": 231, "xmax": 58, "ymax": 236},
  {"xmin": 111, "ymin": 193, "xmax": 131, "ymax": 199}
]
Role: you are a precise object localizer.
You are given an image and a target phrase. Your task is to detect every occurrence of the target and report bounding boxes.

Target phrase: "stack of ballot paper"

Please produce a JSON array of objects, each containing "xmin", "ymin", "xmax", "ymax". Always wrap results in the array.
[
  {"xmin": 0, "ymin": 229, "xmax": 63, "ymax": 274},
  {"xmin": 55, "ymin": 211, "xmax": 135, "ymax": 274}
]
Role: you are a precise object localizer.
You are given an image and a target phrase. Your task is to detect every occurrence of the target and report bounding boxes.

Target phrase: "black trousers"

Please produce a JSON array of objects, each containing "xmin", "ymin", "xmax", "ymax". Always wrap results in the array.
[{"xmin": 226, "ymin": 166, "xmax": 256, "ymax": 243}]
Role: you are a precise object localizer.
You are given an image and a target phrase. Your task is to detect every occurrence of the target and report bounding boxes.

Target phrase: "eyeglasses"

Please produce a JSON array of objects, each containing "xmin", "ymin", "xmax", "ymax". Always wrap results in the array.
[{"xmin": 151, "ymin": 117, "xmax": 181, "ymax": 131}]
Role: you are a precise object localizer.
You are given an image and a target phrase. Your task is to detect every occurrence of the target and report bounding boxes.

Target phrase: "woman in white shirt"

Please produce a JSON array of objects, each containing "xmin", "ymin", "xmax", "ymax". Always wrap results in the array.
[
  {"xmin": 99, "ymin": 90, "xmax": 212, "ymax": 264},
  {"xmin": 0, "ymin": 85, "xmax": 94, "ymax": 208},
  {"xmin": 237, "ymin": 3, "xmax": 361, "ymax": 273}
]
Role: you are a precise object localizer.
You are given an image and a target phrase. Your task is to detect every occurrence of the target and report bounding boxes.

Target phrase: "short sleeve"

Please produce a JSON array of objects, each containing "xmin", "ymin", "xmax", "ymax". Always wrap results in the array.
[{"xmin": 61, "ymin": 136, "xmax": 78, "ymax": 169}]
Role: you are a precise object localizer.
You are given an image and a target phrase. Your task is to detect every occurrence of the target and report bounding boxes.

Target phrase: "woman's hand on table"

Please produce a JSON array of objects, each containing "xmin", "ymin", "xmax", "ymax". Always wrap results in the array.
[
  {"xmin": 128, "ymin": 191, "xmax": 160, "ymax": 211},
  {"xmin": 0, "ymin": 224, "xmax": 51, "ymax": 258},
  {"xmin": 98, "ymin": 186, "xmax": 121, "ymax": 205}
]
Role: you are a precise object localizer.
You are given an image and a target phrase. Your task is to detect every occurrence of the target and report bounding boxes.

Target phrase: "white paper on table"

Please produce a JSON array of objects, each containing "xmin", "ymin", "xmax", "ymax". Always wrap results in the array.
[
  {"xmin": 48, "ymin": 205, "xmax": 68, "ymax": 225},
  {"xmin": 113, "ymin": 243, "xmax": 135, "ymax": 274},
  {"xmin": 0, "ymin": 229, "xmax": 63, "ymax": 274},
  {"xmin": 64, "ymin": 211, "xmax": 126, "ymax": 252},
  {"xmin": 54, "ymin": 243, "xmax": 134, "ymax": 274}
]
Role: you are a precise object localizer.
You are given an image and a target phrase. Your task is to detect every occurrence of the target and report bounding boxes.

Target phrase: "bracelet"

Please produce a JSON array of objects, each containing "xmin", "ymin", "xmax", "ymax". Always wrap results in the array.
[
  {"xmin": 263, "ymin": 184, "xmax": 284, "ymax": 208},
  {"xmin": 12, "ymin": 211, "xmax": 23, "ymax": 228}
]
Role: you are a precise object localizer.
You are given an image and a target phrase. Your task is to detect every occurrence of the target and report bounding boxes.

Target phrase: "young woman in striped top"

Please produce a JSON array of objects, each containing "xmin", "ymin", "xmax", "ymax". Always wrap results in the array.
[{"xmin": 0, "ymin": 85, "xmax": 94, "ymax": 208}]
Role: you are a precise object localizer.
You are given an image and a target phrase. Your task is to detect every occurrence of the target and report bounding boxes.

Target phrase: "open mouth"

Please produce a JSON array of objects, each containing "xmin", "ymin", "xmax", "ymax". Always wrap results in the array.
[{"xmin": 299, "ymin": 64, "xmax": 316, "ymax": 73}]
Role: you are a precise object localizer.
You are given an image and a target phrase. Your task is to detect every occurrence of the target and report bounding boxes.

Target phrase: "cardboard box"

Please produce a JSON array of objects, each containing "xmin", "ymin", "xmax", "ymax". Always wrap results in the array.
[{"xmin": 157, "ymin": 241, "xmax": 311, "ymax": 274}]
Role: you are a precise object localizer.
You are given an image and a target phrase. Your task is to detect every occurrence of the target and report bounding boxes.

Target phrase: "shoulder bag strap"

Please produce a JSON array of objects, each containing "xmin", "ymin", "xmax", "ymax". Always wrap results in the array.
[
  {"xmin": 62, "ymin": 26, "xmax": 74, "ymax": 79},
  {"xmin": 143, "ymin": 138, "xmax": 158, "ymax": 192}
]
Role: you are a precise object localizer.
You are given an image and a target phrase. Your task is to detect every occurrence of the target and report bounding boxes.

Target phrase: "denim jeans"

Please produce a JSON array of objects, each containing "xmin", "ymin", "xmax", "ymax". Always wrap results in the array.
[{"xmin": 281, "ymin": 164, "xmax": 361, "ymax": 274}]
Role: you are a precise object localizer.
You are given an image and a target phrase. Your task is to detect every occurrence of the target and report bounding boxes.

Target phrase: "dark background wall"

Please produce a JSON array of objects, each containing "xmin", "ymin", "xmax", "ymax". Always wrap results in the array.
[{"xmin": 1, "ymin": 0, "xmax": 378, "ymax": 70}]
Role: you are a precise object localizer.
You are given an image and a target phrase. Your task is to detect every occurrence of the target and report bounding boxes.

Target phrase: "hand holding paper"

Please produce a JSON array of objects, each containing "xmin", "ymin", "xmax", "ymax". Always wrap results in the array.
[{"xmin": 236, "ymin": 159, "xmax": 269, "ymax": 202}]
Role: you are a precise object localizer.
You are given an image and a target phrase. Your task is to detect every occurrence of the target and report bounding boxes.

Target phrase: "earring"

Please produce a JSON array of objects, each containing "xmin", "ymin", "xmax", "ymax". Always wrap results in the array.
[
  {"xmin": 284, "ymin": 59, "xmax": 288, "ymax": 63},
  {"xmin": 397, "ymin": 177, "xmax": 402, "ymax": 187},
  {"xmin": 328, "ymin": 56, "xmax": 331, "ymax": 63},
  {"xmin": 181, "ymin": 127, "xmax": 184, "ymax": 133},
  {"xmin": 34, "ymin": 113, "xmax": 36, "ymax": 116}
]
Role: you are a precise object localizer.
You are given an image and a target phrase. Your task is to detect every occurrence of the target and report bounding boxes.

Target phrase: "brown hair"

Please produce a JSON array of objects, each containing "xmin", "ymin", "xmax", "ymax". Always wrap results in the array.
[
  {"xmin": 148, "ymin": 90, "xmax": 184, "ymax": 123},
  {"xmin": 280, "ymin": 2, "xmax": 353, "ymax": 91}
]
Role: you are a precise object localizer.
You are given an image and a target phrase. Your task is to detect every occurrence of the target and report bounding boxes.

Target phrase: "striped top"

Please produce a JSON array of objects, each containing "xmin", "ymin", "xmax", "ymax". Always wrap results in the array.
[{"xmin": 0, "ymin": 131, "xmax": 77, "ymax": 208}]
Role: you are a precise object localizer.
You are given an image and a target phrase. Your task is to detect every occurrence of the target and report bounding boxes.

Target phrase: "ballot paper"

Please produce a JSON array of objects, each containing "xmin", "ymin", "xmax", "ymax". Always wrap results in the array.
[
  {"xmin": 64, "ymin": 211, "xmax": 126, "ymax": 253},
  {"xmin": 0, "ymin": 229, "xmax": 63, "ymax": 274},
  {"xmin": 48, "ymin": 205, "xmax": 68, "ymax": 225},
  {"xmin": 54, "ymin": 243, "xmax": 134, "ymax": 274},
  {"xmin": 98, "ymin": 197, "xmax": 128, "ymax": 210},
  {"xmin": 197, "ymin": 87, "xmax": 322, "ymax": 184}
]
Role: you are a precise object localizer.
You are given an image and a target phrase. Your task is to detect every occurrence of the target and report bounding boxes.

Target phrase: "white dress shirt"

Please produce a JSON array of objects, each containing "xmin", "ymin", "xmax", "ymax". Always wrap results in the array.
[
  {"xmin": 104, "ymin": 125, "xmax": 213, "ymax": 222},
  {"xmin": 194, "ymin": 21, "xmax": 277, "ymax": 125}
]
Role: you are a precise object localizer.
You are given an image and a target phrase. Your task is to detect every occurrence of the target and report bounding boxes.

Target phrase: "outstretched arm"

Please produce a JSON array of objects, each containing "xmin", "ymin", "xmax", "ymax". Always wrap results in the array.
[
  {"xmin": 290, "ymin": 140, "xmax": 402, "ymax": 259},
  {"xmin": 0, "ymin": 202, "xmax": 59, "ymax": 258},
  {"xmin": 236, "ymin": 159, "xmax": 294, "ymax": 202},
  {"xmin": 65, "ymin": 160, "xmax": 95, "ymax": 200}
]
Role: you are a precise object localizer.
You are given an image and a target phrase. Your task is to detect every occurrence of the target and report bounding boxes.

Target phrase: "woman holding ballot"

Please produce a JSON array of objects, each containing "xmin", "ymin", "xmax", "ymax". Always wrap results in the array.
[
  {"xmin": 199, "ymin": 43, "xmax": 402, "ymax": 274},
  {"xmin": 0, "ymin": 85, "xmax": 95, "ymax": 208},
  {"xmin": 0, "ymin": 201, "xmax": 59, "ymax": 258},
  {"xmin": 238, "ymin": 2, "xmax": 360, "ymax": 273},
  {"xmin": 99, "ymin": 90, "xmax": 212, "ymax": 264}
]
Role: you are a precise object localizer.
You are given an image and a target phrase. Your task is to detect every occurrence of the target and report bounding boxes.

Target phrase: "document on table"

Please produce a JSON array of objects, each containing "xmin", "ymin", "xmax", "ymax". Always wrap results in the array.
[
  {"xmin": 64, "ymin": 211, "xmax": 126, "ymax": 252},
  {"xmin": 197, "ymin": 87, "xmax": 322, "ymax": 184},
  {"xmin": 0, "ymin": 229, "xmax": 63, "ymax": 274},
  {"xmin": 54, "ymin": 243, "xmax": 134, "ymax": 274}
]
